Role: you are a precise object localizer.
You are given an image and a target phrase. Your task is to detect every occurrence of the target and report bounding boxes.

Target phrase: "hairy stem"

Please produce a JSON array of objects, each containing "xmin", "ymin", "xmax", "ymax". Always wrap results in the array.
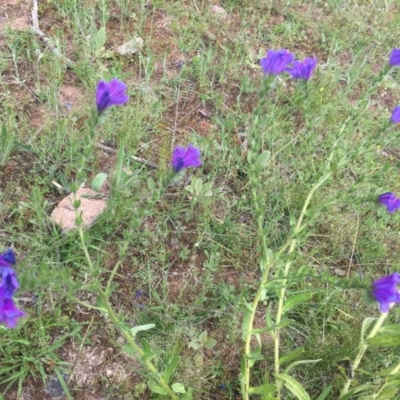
[
  {"xmin": 273, "ymin": 173, "xmax": 331, "ymax": 395},
  {"xmin": 341, "ymin": 312, "xmax": 388, "ymax": 396},
  {"xmin": 78, "ymin": 227, "xmax": 179, "ymax": 399}
]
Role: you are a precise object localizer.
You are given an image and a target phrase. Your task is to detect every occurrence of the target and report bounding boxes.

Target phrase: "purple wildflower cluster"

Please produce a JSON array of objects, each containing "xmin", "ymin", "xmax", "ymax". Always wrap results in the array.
[
  {"xmin": 0, "ymin": 249, "xmax": 26, "ymax": 328},
  {"xmin": 260, "ymin": 49, "xmax": 318, "ymax": 81}
]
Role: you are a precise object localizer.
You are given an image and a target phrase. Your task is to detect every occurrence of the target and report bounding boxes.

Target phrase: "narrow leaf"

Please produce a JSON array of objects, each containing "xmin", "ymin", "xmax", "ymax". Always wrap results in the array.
[
  {"xmin": 96, "ymin": 27, "xmax": 107, "ymax": 51},
  {"xmin": 130, "ymin": 323, "xmax": 156, "ymax": 338},
  {"xmin": 162, "ymin": 356, "xmax": 180, "ymax": 383},
  {"xmin": 195, "ymin": 178, "xmax": 203, "ymax": 195},
  {"xmin": 279, "ymin": 347, "xmax": 304, "ymax": 365},
  {"xmin": 316, "ymin": 385, "xmax": 333, "ymax": 400},
  {"xmin": 276, "ymin": 373, "xmax": 310, "ymax": 400},
  {"xmin": 361, "ymin": 317, "xmax": 376, "ymax": 340},
  {"xmin": 378, "ymin": 324, "xmax": 400, "ymax": 335},
  {"xmin": 285, "ymin": 359, "xmax": 322, "ymax": 374},
  {"xmin": 367, "ymin": 335, "xmax": 400, "ymax": 347},
  {"xmin": 282, "ymin": 293, "xmax": 314, "ymax": 315}
]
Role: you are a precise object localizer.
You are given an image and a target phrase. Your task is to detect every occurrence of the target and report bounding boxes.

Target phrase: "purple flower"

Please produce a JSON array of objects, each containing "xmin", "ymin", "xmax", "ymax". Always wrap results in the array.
[
  {"xmin": 0, "ymin": 298, "xmax": 26, "ymax": 328},
  {"xmin": 0, "ymin": 248, "xmax": 16, "ymax": 267},
  {"xmin": 96, "ymin": 78, "xmax": 129, "ymax": 114},
  {"xmin": 372, "ymin": 273, "xmax": 400, "ymax": 313},
  {"xmin": 390, "ymin": 106, "xmax": 400, "ymax": 124},
  {"xmin": 0, "ymin": 267, "xmax": 20, "ymax": 298},
  {"xmin": 286, "ymin": 57, "xmax": 318, "ymax": 80},
  {"xmin": 389, "ymin": 48, "xmax": 400, "ymax": 68},
  {"xmin": 378, "ymin": 192, "xmax": 400, "ymax": 213},
  {"xmin": 260, "ymin": 49, "xmax": 295, "ymax": 76},
  {"xmin": 172, "ymin": 144, "xmax": 202, "ymax": 173}
]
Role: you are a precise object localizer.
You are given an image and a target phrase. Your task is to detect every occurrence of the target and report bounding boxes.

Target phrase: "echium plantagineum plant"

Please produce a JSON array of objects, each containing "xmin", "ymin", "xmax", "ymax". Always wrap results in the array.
[
  {"xmin": 68, "ymin": 78, "xmax": 201, "ymax": 399},
  {"xmin": 239, "ymin": 47, "xmax": 400, "ymax": 400}
]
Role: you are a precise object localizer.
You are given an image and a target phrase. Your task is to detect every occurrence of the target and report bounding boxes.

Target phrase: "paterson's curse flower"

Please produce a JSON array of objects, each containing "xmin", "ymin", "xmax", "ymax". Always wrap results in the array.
[
  {"xmin": 378, "ymin": 192, "xmax": 400, "ymax": 213},
  {"xmin": 0, "ymin": 267, "xmax": 20, "ymax": 298},
  {"xmin": 372, "ymin": 273, "xmax": 400, "ymax": 313},
  {"xmin": 390, "ymin": 106, "xmax": 400, "ymax": 124},
  {"xmin": 0, "ymin": 249, "xmax": 25, "ymax": 328},
  {"xmin": 260, "ymin": 49, "xmax": 295, "ymax": 76},
  {"xmin": 0, "ymin": 298, "xmax": 26, "ymax": 329},
  {"xmin": 389, "ymin": 48, "xmax": 400, "ymax": 68},
  {"xmin": 286, "ymin": 57, "xmax": 318, "ymax": 80},
  {"xmin": 96, "ymin": 78, "xmax": 129, "ymax": 114},
  {"xmin": 172, "ymin": 144, "xmax": 202, "ymax": 173}
]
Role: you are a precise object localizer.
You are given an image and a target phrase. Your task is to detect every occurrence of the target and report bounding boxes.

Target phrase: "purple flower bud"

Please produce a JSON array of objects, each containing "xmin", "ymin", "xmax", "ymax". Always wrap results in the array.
[
  {"xmin": 372, "ymin": 273, "xmax": 400, "ymax": 313},
  {"xmin": 0, "ymin": 298, "xmax": 26, "ymax": 328},
  {"xmin": 172, "ymin": 144, "xmax": 202, "ymax": 173},
  {"xmin": 0, "ymin": 249, "xmax": 16, "ymax": 267},
  {"xmin": 260, "ymin": 49, "xmax": 295, "ymax": 76},
  {"xmin": 389, "ymin": 48, "xmax": 400, "ymax": 68},
  {"xmin": 0, "ymin": 267, "xmax": 20, "ymax": 298},
  {"xmin": 96, "ymin": 78, "xmax": 129, "ymax": 114},
  {"xmin": 286, "ymin": 57, "xmax": 318, "ymax": 80},
  {"xmin": 390, "ymin": 106, "xmax": 400, "ymax": 124},
  {"xmin": 378, "ymin": 192, "xmax": 400, "ymax": 213}
]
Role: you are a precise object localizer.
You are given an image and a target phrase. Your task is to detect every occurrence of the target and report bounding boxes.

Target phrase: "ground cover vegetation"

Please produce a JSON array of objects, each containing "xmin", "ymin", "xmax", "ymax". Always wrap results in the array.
[{"xmin": 1, "ymin": 0, "xmax": 400, "ymax": 399}]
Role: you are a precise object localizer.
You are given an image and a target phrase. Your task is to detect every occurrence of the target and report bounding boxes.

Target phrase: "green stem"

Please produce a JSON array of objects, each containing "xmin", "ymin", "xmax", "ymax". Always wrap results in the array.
[
  {"xmin": 78, "ymin": 226, "xmax": 179, "ymax": 399},
  {"xmin": 242, "ymin": 184, "xmax": 272, "ymax": 398},
  {"xmin": 341, "ymin": 312, "xmax": 388, "ymax": 396},
  {"xmin": 273, "ymin": 174, "xmax": 331, "ymax": 396}
]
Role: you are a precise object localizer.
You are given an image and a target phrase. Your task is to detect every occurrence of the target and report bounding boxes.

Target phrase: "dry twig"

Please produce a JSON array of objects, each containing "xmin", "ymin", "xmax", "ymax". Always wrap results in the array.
[
  {"xmin": 96, "ymin": 143, "xmax": 159, "ymax": 169},
  {"xmin": 31, "ymin": 0, "xmax": 73, "ymax": 68}
]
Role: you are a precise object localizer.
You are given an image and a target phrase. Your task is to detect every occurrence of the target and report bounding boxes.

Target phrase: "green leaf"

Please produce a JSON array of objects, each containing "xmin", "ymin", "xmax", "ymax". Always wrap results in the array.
[
  {"xmin": 204, "ymin": 338, "xmax": 217, "ymax": 349},
  {"xmin": 130, "ymin": 323, "xmax": 156, "ymax": 338},
  {"xmin": 162, "ymin": 356, "xmax": 180, "ymax": 384},
  {"xmin": 338, "ymin": 384, "xmax": 374, "ymax": 400},
  {"xmin": 245, "ymin": 352, "xmax": 264, "ymax": 361},
  {"xmin": 279, "ymin": 347, "xmax": 304, "ymax": 365},
  {"xmin": 316, "ymin": 385, "xmax": 333, "ymax": 400},
  {"xmin": 141, "ymin": 338, "xmax": 151, "ymax": 354},
  {"xmin": 14, "ymin": 142, "xmax": 34, "ymax": 152},
  {"xmin": 54, "ymin": 369, "xmax": 73, "ymax": 400},
  {"xmin": 148, "ymin": 380, "xmax": 167, "ymax": 395},
  {"xmin": 95, "ymin": 27, "xmax": 107, "ymax": 52},
  {"xmin": 256, "ymin": 150, "xmax": 271, "ymax": 167},
  {"xmin": 361, "ymin": 317, "xmax": 376, "ymax": 340},
  {"xmin": 378, "ymin": 324, "xmax": 400, "ymax": 335},
  {"xmin": 242, "ymin": 309, "xmax": 252, "ymax": 341},
  {"xmin": 251, "ymin": 318, "xmax": 293, "ymax": 334},
  {"xmin": 276, "ymin": 373, "xmax": 310, "ymax": 400},
  {"xmin": 199, "ymin": 331, "xmax": 208, "ymax": 344},
  {"xmin": 91, "ymin": 172, "xmax": 108, "ymax": 191},
  {"xmin": 367, "ymin": 335, "xmax": 400, "ymax": 347},
  {"xmin": 172, "ymin": 382, "xmax": 186, "ymax": 393},
  {"xmin": 147, "ymin": 177, "xmax": 155, "ymax": 191},
  {"xmin": 195, "ymin": 178, "xmax": 203, "ymax": 195},
  {"xmin": 0, "ymin": 123, "xmax": 15, "ymax": 167},
  {"xmin": 282, "ymin": 293, "xmax": 314, "ymax": 315},
  {"xmin": 249, "ymin": 383, "xmax": 277, "ymax": 395},
  {"xmin": 285, "ymin": 359, "xmax": 322, "ymax": 374}
]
